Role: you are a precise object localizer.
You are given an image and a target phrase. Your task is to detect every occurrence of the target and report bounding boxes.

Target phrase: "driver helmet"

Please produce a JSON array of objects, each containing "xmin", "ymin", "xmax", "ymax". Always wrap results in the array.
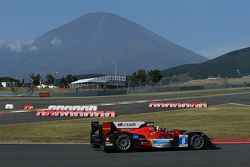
[{"xmin": 156, "ymin": 126, "xmax": 162, "ymax": 131}]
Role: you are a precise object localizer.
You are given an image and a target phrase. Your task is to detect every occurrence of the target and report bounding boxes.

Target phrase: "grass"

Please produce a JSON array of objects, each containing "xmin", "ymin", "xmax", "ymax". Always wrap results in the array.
[
  {"xmin": 125, "ymin": 86, "xmax": 250, "ymax": 96},
  {"xmin": 0, "ymin": 104, "xmax": 249, "ymax": 143},
  {"xmin": 181, "ymin": 77, "xmax": 250, "ymax": 86}
]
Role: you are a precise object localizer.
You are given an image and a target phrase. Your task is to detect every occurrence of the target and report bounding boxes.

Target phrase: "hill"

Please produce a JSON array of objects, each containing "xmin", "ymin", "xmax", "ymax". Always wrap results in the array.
[
  {"xmin": 162, "ymin": 47, "xmax": 250, "ymax": 78},
  {"xmin": 0, "ymin": 12, "xmax": 207, "ymax": 78}
]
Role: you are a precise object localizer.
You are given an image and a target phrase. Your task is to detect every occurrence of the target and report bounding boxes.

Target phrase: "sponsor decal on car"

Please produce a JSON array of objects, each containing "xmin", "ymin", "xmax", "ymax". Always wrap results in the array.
[
  {"xmin": 132, "ymin": 134, "xmax": 139, "ymax": 139},
  {"xmin": 179, "ymin": 135, "xmax": 188, "ymax": 147},
  {"xmin": 105, "ymin": 142, "xmax": 113, "ymax": 146},
  {"xmin": 113, "ymin": 122, "xmax": 145, "ymax": 128},
  {"xmin": 150, "ymin": 139, "xmax": 172, "ymax": 148}
]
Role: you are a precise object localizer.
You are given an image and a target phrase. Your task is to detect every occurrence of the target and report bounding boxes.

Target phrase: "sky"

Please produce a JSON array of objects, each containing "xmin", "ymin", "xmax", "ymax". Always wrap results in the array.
[{"xmin": 0, "ymin": 0, "xmax": 250, "ymax": 59}]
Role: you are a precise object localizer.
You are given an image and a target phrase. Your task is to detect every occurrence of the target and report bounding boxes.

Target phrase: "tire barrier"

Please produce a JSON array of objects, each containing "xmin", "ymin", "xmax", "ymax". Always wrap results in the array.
[
  {"xmin": 5, "ymin": 104, "xmax": 14, "ymax": 110},
  {"xmin": 149, "ymin": 102, "xmax": 208, "ymax": 108},
  {"xmin": 47, "ymin": 105, "xmax": 97, "ymax": 111},
  {"xmin": 36, "ymin": 110, "xmax": 116, "ymax": 117},
  {"xmin": 24, "ymin": 105, "xmax": 34, "ymax": 110},
  {"xmin": 36, "ymin": 105, "xmax": 116, "ymax": 117}
]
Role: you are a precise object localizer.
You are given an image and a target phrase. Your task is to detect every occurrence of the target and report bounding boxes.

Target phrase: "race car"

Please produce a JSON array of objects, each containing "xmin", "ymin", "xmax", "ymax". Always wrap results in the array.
[{"xmin": 90, "ymin": 121, "xmax": 215, "ymax": 152}]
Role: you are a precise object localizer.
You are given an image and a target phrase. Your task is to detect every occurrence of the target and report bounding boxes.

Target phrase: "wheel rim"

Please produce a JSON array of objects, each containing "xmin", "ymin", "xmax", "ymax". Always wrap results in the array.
[
  {"xmin": 192, "ymin": 135, "xmax": 204, "ymax": 149},
  {"xmin": 117, "ymin": 137, "xmax": 131, "ymax": 151}
]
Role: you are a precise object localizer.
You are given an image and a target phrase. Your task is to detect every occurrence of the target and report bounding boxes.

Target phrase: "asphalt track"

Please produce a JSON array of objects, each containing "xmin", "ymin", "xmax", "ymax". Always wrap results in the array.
[
  {"xmin": 1, "ymin": 88, "xmax": 250, "ymax": 110},
  {"xmin": 1, "ymin": 89, "xmax": 250, "ymax": 124},
  {"xmin": 0, "ymin": 144, "xmax": 249, "ymax": 167}
]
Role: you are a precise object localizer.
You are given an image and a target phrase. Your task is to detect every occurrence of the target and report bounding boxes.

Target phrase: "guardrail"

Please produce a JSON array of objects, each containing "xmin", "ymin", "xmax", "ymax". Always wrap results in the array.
[{"xmin": 0, "ymin": 83, "xmax": 249, "ymax": 97}]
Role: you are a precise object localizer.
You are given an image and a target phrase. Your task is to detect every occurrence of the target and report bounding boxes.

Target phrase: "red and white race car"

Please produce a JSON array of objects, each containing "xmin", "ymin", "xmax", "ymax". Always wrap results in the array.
[{"xmin": 90, "ymin": 121, "xmax": 215, "ymax": 152}]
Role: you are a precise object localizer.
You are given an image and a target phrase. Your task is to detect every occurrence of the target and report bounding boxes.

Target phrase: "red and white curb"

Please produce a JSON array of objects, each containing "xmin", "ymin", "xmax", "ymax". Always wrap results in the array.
[{"xmin": 212, "ymin": 139, "xmax": 250, "ymax": 144}]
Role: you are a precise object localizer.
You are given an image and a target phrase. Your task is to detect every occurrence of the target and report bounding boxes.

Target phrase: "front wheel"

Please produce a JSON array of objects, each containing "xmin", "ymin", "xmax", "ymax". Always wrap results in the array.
[
  {"xmin": 189, "ymin": 134, "xmax": 205, "ymax": 150},
  {"xmin": 115, "ymin": 134, "xmax": 132, "ymax": 152}
]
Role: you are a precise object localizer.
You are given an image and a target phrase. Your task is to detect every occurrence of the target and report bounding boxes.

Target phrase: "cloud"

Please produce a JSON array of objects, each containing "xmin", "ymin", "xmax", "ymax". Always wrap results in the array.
[
  {"xmin": 29, "ymin": 45, "xmax": 38, "ymax": 51},
  {"xmin": 6, "ymin": 40, "xmax": 23, "ymax": 52},
  {"xmin": 0, "ymin": 39, "xmax": 5, "ymax": 48},
  {"xmin": 51, "ymin": 38, "xmax": 62, "ymax": 46},
  {"xmin": 25, "ymin": 40, "xmax": 34, "ymax": 46},
  {"xmin": 1, "ymin": 39, "xmax": 39, "ymax": 52}
]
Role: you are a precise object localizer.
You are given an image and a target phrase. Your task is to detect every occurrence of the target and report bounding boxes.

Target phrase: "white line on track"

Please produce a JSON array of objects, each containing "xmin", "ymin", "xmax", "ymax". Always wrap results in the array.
[
  {"xmin": 152, "ymin": 99, "xmax": 163, "ymax": 102},
  {"xmin": 11, "ymin": 110, "xmax": 29, "ymax": 113},
  {"xmin": 134, "ymin": 100, "xmax": 148, "ymax": 103},
  {"xmin": 117, "ymin": 102, "xmax": 134, "ymax": 105},
  {"xmin": 216, "ymin": 142, "xmax": 250, "ymax": 144},
  {"xmin": 99, "ymin": 103, "xmax": 115, "ymax": 106},
  {"xmin": 0, "ymin": 110, "xmax": 34, "ymax": 114},
  {"xmin": 228, "ymin": 103, "xmax": 250, "ymax": 107},
  {"xmin": 0, "ymin": 143, "xmax": 90, "ymax": 145}
]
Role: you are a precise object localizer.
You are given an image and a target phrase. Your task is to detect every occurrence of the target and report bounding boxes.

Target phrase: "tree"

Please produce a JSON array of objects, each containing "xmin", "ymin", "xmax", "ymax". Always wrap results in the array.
[
  {"xmin": 147, "ymin": 70, "xmax": 162, "ymax": 83},
  {"xmin": 30, "ymin": 74, "xmax": 41, "ymax": 86},
  {"xmin": 59, "ymin": 74, "xmax": 77, "ymax": 87},
  {"xmin": 45, "ymin": 74, "xmax": 55, "ymax": 85},
  {"xmin": 60, "ymin": 77, "xmax": 67, "ymax": 86},
  {"xmin": 130, "ymin": 72, "xmax": 137, "ymax": 82},
  {"xmin": 65, "ymin": 74, "xmax": 77, "ymax": 83},
  {"xmin": 136, "ymin": 69, "xmax": 146, "ymax": 83}
]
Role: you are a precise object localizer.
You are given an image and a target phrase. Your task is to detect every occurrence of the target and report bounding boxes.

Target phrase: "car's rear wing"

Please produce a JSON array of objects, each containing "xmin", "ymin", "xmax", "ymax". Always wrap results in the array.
[
  {"xmin": 91, "ymin": 121, "xmax": 102, "ymax": 135},
  {"xmin": 90, "ymin": 121, "xmax": 103, "ymax": 146}
]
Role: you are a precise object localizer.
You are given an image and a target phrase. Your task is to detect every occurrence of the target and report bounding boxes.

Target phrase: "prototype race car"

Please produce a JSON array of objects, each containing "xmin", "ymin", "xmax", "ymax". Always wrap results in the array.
[{"xmin": 90, "ymin": 121, "xmax": 215, "ymax": 152}]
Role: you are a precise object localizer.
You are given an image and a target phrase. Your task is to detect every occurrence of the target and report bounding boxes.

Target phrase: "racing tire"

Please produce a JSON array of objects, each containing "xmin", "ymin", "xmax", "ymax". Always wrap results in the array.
[
  {"xmin": 115, "ymin": 134, "xmax": 132, "ymax": 152},
  {"xmin": 189, "ymin": 134, "xmax": 205, "ymax": 150}
]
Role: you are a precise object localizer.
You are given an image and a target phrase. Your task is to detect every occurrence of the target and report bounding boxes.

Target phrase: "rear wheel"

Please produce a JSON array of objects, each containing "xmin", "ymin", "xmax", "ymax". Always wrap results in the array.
[
  {"xmin": 190, "ymin": 134, "xmax": 205, "ymax": 150},
  {"xmin": 115, "ymin": 134, "xmax": 132, "ymax": 152}
]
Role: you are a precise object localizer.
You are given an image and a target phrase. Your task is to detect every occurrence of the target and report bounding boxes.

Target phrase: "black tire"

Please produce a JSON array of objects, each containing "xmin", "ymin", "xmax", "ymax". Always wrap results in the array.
[
  {"xmin": 189, "ymin": 134, "xmax": 205, "ymax": 150},
  {"xmin": 115, "ymin": 134, "xmax": 132, "ymax": 152}
]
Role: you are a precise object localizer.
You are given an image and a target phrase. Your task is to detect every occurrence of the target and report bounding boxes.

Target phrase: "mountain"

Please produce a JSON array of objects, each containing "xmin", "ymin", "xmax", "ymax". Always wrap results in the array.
[
  {"xmin": 0, "ymin": 12, "xmax": 207, "ymax": 78},
  {"xmin": 162, "ymin": 47, "xmax": 250, "ymax": 78}
]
